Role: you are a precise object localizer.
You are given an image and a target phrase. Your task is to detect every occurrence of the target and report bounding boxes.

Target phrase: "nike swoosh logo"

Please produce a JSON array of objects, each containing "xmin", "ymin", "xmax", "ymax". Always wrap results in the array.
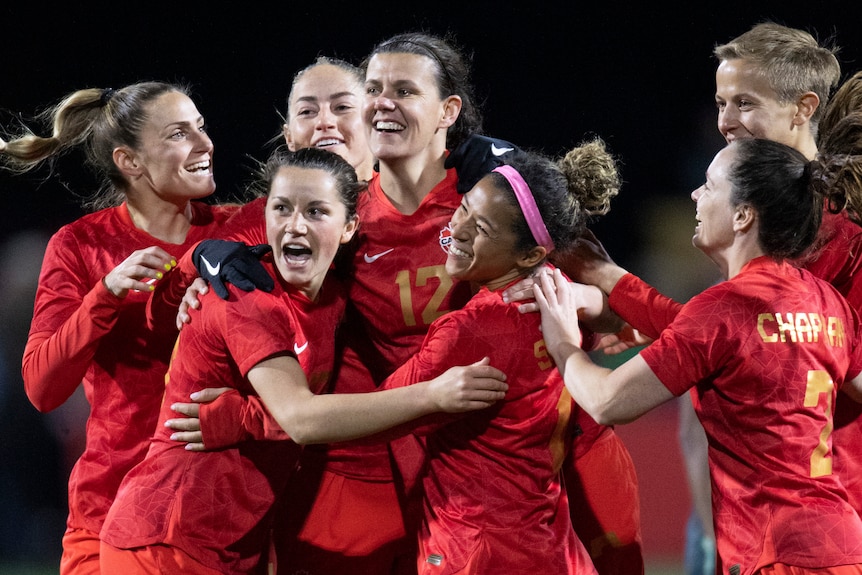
[
  {"xmin": 294, "ymin": 341, "xmax": 308, "ymax": 355},
  {"xmin": 491, "ymin": 143, "xmax": 514, "ymax": 156},
  {"xmin": 200, "ymin": 255, "xmax": 220, "ymax": 276},
  {"xmin": 364, "ymin": 248, "xmax": 394, "ymax": 263}
]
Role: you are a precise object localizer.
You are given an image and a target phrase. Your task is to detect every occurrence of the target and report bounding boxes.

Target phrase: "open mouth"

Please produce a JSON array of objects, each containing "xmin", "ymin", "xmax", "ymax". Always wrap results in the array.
[
  {"xmin": 284, "ymin": 244, "xmax": 312, "ymax": 263},
  {"xmin": 315, "ymin": 138, "xmax": 344, "ymax": 148},
  {"xmin": 448, "ymin": 244, "xmax": 472, "ymax": 259},
  {"xmin": 186, "ymin": 160, "xmax": 211, "ymax": 174},
  {"xmin": 374, "ymin": 121, "xmax": 404, "ymax": 132}
]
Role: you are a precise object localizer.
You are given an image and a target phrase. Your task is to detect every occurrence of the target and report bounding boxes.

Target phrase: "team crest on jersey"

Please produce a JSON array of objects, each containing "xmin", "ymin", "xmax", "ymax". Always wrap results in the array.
[{"xmin": 439, "ymin": 223, "xmax": 453, "ymax": 253}]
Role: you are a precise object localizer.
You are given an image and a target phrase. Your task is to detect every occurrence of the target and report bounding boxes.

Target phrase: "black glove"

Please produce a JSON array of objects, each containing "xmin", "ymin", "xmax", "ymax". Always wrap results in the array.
[
  {"xmin": 444, "ymin": 134, "xmax": 522, "ymax": 194},
  {"xmin": 192, "ymin": 239, "xmax": 274, "ymax": 300}
]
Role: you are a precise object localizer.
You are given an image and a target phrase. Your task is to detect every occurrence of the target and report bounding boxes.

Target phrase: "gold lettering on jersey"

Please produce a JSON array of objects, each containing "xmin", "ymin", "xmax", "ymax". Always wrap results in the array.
[
  {"xmin": 804, "ymin": 370, "xmax": 834, "ymax": 477},
  {"xmin": 757, "ymin": 313, "xmax": 845, "ymax": 347},
  {"xmin": 395, "ymin": 266, "xmax": 453, "ymax": 327},
  {"xmin": 535, "ymin": 339, "xmax": 553, "ymax": 370}
]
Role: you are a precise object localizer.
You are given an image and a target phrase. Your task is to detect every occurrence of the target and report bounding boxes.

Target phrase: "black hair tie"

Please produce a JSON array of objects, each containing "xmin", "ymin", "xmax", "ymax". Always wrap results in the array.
[{"xmin": 100, "ymin": 88, "xmax": 116, "ymax": 107}]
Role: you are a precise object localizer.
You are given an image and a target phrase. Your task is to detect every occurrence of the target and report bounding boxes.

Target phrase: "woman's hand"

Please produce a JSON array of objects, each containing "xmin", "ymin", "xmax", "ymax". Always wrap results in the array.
[
  {"xmin": 176, "ymin": 277, "xmax": 210, "ymax": 330},
  {"xmin": 532, "ymin": 268, "xmax": 586, "ymax": 357},
  {"xmin": 103, "ymin": 246, "xmax": 176, "ymax": 299},
  {"xmin": 165, "ymin": 387, "xmax": 232, "ymax": 451},
  {"xmin": 426, "ymin": 357, "xmax": 508, "ymax": 412}
]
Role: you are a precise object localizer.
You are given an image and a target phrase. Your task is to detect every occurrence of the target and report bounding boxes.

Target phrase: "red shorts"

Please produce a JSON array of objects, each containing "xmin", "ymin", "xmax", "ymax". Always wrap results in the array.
[
  {"xmin": 567, "ymin": 426, "xmax": 645, "ymax": 575},
  {"xmin": 100, "ymin": 541, "xmax": 227, "ymax": 575},
  {"xmin": 60, "ymin": 527, "xmax": 101, "ymax": 575},
  {"xmin": 758, "ymin": 564, "xmax": 862, "ymax": 575},
  {"xmin": 273, "ymin": 465, "xmax": 417, "ymax": 575}
]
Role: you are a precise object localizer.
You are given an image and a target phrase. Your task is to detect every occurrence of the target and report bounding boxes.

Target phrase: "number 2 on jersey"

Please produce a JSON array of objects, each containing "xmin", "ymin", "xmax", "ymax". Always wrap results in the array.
[{"xmin": 804, "ymin": 370, "xmax": 834, "ymax": 478}]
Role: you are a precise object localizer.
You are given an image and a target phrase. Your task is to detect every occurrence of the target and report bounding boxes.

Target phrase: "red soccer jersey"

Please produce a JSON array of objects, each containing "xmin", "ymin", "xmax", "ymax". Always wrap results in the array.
[
  {"xmin": 640, "ymin": 257, "xmax": 862, "ymax": 573},
  {"xmin": 383, "ymin": 275, "xmax": 597, "ymax": 575},
  {"xmin": 612, "ymin": 210, "xmax": 862, "ymax": 517},
  {"xmin": 101, "ymin": 259, "xmax": 345, "ymax": 573},
  {"xmin": 22, "ymin": 201, "xmax": 237, "ymax": 535},
  {"xmin": 197, "ymin": 173, "xmax": 474, "ymax": 476},
  {"xmin": 798, "ymin": 210, "xmax": 862, "ymax": 514},
  {"xmin": 345, "ymin": 169, "xmax": 474, "ymax": 380}
]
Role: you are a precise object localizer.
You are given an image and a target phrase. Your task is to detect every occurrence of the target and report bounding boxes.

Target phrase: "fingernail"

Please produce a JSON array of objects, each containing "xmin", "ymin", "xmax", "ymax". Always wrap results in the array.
[
  {"xmin": 164, "ymin": 263, "xmax": 172, "ymax": 271},
  {"xmin": 190, "ymin": 392, "xmax": 200, "ymax": 400},
  {"xmin": 171, "ymin": 259, "xmax": 178, "ymax": 267},
  {"xmin": 148, "ymin": 285, "xmax": 155, "ymax": 291},
  {"xmin": 156, "ymin": 272, "xmax": 163, "ymax": 279}
]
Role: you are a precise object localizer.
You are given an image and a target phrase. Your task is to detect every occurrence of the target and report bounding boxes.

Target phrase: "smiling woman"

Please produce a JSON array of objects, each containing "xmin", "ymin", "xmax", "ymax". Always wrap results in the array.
[
  {"xmin": 371, "ymin": 141, "xmax": 625, "ymax": 574},
  {"xmin": 532, "ymin": 136, "xmax": 862, "ymax": 574},
  {"xmin": 99, "ymin": 146, "xmax": 508, "ymax": 575},
  {"xmin": 0, "ymin": 81, "xmax": 240, "ymax": 575}
]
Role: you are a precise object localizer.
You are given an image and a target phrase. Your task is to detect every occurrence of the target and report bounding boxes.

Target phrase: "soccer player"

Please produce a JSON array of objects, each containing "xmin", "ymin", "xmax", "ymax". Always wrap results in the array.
[
  {"xmin": 99, "ymin": 147, "xmax": 507, "ymax": 574},
  {"xmin": 1, "ymin": 81, "xmax": 239, "ymax": 575},
  {"xmin": 534, "ymin": 137, "xmax": 862, "ymax": 575},
  {"xmin": 380, "ymin": 141, "xmax": 621, "ymax": 574}
]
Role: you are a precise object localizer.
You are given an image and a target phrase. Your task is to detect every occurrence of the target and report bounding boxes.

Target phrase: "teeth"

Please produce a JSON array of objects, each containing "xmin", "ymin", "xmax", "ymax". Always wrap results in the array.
[
  {"xmin": 375, "ymin": 121, "xmax": 404, "ymax": 131},
  {"xmin": 316, "ymin": 138, "xmax": 342, "ymax": 147},
  {"xmin": 449, "ymin": 245, "xmax": 471, "ymax": 258},
  {"xmin": 186, "ymin": 161, "xmax": 210, "ymax": 172}
]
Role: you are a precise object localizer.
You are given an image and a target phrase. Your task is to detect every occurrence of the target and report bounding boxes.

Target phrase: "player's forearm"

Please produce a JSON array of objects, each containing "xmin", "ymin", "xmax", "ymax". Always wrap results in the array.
[
  {"xmin": 279, "ymin": 384, "xmax": 434, "ymax": 445},
  {"xmin": 23, "ymin": 282, "xmax": 119, "ymax": 412},
  {"xmin": 577, "ymin": 284, "xmax": 624, "ymax": 334},
  {"xmin": 552, "ymin": 342, "xmax": 619, "ymax": 425},
  {"xmin": 553, "ymin": 248, "xmax": 628, "ymax": 295}
]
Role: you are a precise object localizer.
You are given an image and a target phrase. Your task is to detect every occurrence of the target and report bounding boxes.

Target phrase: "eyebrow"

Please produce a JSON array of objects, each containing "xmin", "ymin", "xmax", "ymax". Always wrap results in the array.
[
  {"xmin": 295, "ymin": 90, "xmax": 357, "ymax": 104},
  {"xmin": 162, "ymin": 116, "xmax": 203, "ymax": 133}
]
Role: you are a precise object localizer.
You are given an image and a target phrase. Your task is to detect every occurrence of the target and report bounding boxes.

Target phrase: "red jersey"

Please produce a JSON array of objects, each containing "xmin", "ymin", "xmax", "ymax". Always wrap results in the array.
[
  {"xmin": 383, "ymin": 275, "xmax": 596, "ymax": 575},
  {"xmin": 639, "ymin": 257, "xmax": 862, "ymax": 573},
  {"xmin": 101, "ymin": 258, "xmax": 345, "ymax": 573},
  {"xmin": 195, "ymin": 174, "xmax": 474, "ymax": 478},
  {"xmin": 611, "ymin": 210, "xmax": 862, "ymax": 516},
  {"xmin": 798, "ymin": 210, "xmax": 862, "ymax": 513},
  {"xmin": 22, "ymin": 201, "xmax": 237, "ymax": 535}
]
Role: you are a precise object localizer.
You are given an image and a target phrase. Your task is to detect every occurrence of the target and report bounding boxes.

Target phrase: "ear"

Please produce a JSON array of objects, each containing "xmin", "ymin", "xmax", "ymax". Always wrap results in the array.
[
  {"xmin": 793, "ymin": 92, "xmax": 820, "ymax": 126},
  {"xmin": 283, "ymin": 124, "xmax": 298, "ymax": 152},
  {"xmin": 438, "ymin": 95, "xmax": 463, "ymax": 129},
  {"xmin": 113, "ymin": 147, "xmax": 142, "ymax": 177},
  {"xmin": 733, "ymin": 203, "xmax": 756, "ymax": 233},
  {"xmin": 517, "ymin": 245, "xmax": 548, "ymax": 270},
  {"xmin": 340, "ymin": 215, "xmax": 359, "ymax": 244}
]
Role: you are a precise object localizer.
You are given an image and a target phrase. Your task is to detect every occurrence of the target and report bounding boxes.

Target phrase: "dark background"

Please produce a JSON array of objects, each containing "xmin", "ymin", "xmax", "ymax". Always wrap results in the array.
[
  {"xmin": 3, "ymin": 3, "xmax": 861, "ymax": 259},
  {"xmin": 2, "ymin": 2, "xmax": 861, "ymax": 572}
]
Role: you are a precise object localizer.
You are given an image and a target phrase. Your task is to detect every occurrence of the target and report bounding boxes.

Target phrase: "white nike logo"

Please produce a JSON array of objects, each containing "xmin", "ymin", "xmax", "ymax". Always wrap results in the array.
[
  {"xmin": 294, "ymin": 341, "xmax": 308, "ymax": 354},
  {"xmin": 491, "ymin": 143, "xmax": 514, "ymax": 156},
  {"xmin": 200, "ymin": 255, "xmax": 221, "ymax": 276},
  {"xmin": 364, "ymin": 248, "xmax": 394, "ymax": 263}
]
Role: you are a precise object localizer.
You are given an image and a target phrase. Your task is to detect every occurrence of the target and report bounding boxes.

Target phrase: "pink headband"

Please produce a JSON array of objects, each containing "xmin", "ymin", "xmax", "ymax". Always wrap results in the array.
[{"xmin": 493, "ymin": 165, "xmax": 555, "ymax": 252}]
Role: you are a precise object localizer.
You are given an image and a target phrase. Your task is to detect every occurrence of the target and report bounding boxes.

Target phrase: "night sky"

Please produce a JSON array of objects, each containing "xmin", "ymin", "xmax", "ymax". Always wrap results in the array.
[{"xmin": 3, "ymin": 2, "xmax": 861, "ymax": 274}]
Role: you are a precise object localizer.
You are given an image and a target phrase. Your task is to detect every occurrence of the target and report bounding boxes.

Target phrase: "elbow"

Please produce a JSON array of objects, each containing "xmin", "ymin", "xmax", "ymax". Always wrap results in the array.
[
  {"xmin": 590, "ymin": 409, "xmax": 622, "ymax": 427},
  {"xmin": 22, "ymin": 366, "xmax": 59, "ymax": 413},
  {"xmin": 582, "ymin": 397, "xmax": 631, "ymax": 427},
  {"xmin": 286, "ymin": 428, "xmax": 314, "ymax": 445},
  {"xmin": 24, "ymin": 381, "xmax": 60, "ymax": 413},
  {"xmin": 269, "ymin": 409, "xmax": 317, "ymax": 445}
]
